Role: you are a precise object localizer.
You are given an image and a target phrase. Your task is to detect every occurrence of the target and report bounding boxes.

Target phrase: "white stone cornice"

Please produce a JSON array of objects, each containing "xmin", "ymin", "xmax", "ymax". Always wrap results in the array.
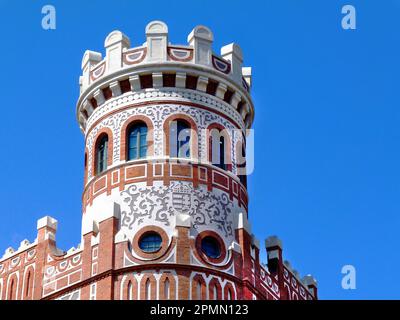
[
  {"xmin": 175, "ymin": 72, "xmax": 186, "ymax": 88},
  {"xmin": 110, "ymin": 81, "xmax": 122, "ymax": 97},
  {"xmin": 83, "ymin": 100, "xmax": 94, "ymax": 116},
  {"xmin": 84, "ymin": 88, "xmax": 246, "ymax": 134},
  {"xmin": 76, "ymin": 62, "xmax": 255, "ymax": 132},
  {"xmin": 93, "ymin": 89, "xmax": 105, "ymax": 106},
  {"xmin": 129, "ymin": 75, "xmax": 141, "ymax": 91},
  {"xmin": 230, "ymin": 92, "xmax": 242, "ymax": 109},
  {"xmin": 216, "ymin": 82, "xmax": 228, "ymax": 99},
  {"xmin": 196, "ymin": 76, "xmax": 208, "ymax": 92},
  {"xmin": 152, "ymin": 72, "xmax": 163, "ymax": 88}
]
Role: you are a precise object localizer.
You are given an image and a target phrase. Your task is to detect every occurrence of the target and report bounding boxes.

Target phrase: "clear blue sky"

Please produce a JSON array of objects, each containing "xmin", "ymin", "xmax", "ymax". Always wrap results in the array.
[{"xmin": 0, "ymin": 0, "xmax": 399, "ymax": 299}]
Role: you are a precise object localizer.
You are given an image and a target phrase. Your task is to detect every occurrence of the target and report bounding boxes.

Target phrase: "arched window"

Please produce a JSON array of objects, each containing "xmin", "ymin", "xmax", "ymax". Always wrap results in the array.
[
  {"xmin": 96, "ymin": 134, "xmax": 108, "ymax": 174},
  {"xmin": 237, "ymin": 134, "xmax": 247, "ymax": 186},
  {"xmin": 84, "ymin": 153, "xmax": 88, "ymax": 184},
  {"xmin": 170, "ymin": 120, "xmax": 191, "ymax": 158},
  {"xmin": 210, "ymin": 129, "xmax": 227, "ymax": 170},
  {"xmin": 164, "ymin": 278, "xmax": 170, "ymax": 300},
  {"xmin": 145, "ymin": 279, "xmax": 151, "ymax": 300},
  {"xmin": 25, "ymin": 271, "xmax": 31, "ymax": 299},
  {"xmin": 8, "ymin": 278, "xmax": 15, "ymax": 300},
  {"xmin": 127, "ymin": 122, "xmax": 148, "ymax": 160},
  {"xmin": 213, "ymin": 285, "xmax": 218, "ymax": 300},
  {"xmin": 227, "ymin": 288, "xmax": 232, "ymax": 300},
  {"xmin": 127, "ymin": 281, "xmax": 133, "ymax": 300},
  {"xmin": 219, "ymin": 136, "xmax": 226, "ymax": 169},
  {"xmin": 196, "ymin": 281, "xmax": 202, "ymax": 299}
]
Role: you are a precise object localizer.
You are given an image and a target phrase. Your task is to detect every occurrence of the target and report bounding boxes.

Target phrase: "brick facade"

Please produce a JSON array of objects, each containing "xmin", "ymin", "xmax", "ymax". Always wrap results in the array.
[{"xmin": 0, "ymin": 21, "xmax": 317, "ymax": 301}]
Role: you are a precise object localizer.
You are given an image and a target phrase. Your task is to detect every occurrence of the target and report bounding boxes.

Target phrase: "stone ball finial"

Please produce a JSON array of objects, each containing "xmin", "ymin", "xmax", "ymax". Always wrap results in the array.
[
  {"xmin": 145, "ymin": 20, "xmax": 168, "ymax": 35},
  {"xmin": 104, "ymin": 30, "xmax": 130, "ymax": 48},
  {"xmin": 187, "ymin": 25, "xmax": 214, "ymax": 43}
]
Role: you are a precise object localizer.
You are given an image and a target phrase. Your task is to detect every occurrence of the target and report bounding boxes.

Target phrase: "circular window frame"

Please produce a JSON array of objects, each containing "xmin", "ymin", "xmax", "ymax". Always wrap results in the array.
[
  {"xmin": 201, "ymin": 236, "xmax": 222, "ymax": 259},
  {"xmin": 132, "ymin": 226, "xmax": 169, "ymax": 259},
  {"xmin": 138, "ymin": 231, "xmax": 163, "ymax": 253},
  {"xmin": 195, "ymin": 231, "xmax": 226, "ymax": 264}
]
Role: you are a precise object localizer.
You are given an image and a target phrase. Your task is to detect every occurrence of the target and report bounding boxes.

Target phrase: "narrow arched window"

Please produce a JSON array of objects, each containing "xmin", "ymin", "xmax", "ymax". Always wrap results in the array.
[
  {"xmin": 8, "ymin": 279, "xmax": 15, "ymax": 300},
  {"xmin": 127, "ymin": 281, "xmax": 133, "ymax": 300},
  {"xmin": 96, "ymin": 134, "xmax": 108, "ymax": 174},
  {"xmin": 213, "ymin": 285, "xmax": 218, "ymax": 300},
  {"xmin": 127, "ymin": 122, "xmax": 148, "ymax": 160},
  {"xmin": 84, "ymin": 153, "xmax": 88, "ymax": 184},
  {"xmin": 219, "ymin": 136, "xmax": 226, "ymax": 170},
  {"xmin": 25, "ymin": 271, "xmax": 31, "ymax": 299},
  {"xmin": 164, "ymin": 278, "xmax": 170, "ymax": 300},
  {"xmin": 196, "ymin": 281, "xmax": 202, "ymax": 299},
  {"xmin": 170, "ymin": 120, "xmax": 191, "ymax": 158},
  {"xmin": 145, "ymin": 279, "xmax": 151, "ymax": 300},
  {"xmin": 237, "ymin": 134, "xmax": 247, "ymax": 186},
  {"xmin": 227, "ymin": 288, "xmax": 232, "ymax": 300},
  {"xmin": 210, "ymin": 129, "xmax": 227, "ymax": 170}
]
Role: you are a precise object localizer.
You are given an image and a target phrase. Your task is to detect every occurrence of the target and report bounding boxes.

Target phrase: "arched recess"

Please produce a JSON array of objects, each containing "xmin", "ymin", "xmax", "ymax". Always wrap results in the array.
[
  {"xmin": 235, "ymin": 132, "xmax": 247, "ymax": 186},
  {"xmin": 84, "ymin": 149, "xmax": 88, "ymax": 185},
  {"xmin": 22, "ymin": 267, "xmax": 34, "ymax": 300},
  {"xmin": 207, "ymin": 123, "xmax": 232, "ymax": 171},
  {"xmin": 120, "ymin": 115, "xmax": 154, "ymax": 161},
  {"xmin": 91, "ymin": 127, "xmax": 114, "ymax": 176},
  {"xmin": 223, "ymin": 282, "xmax": 236, "ymax": 300},
  {"xmin": 159, "ymin": 273, "xmax": 176, "ymax": 300},
  {"xmin": 7, "ymin": 274, "xmax": 18, "ymax": 300},
  {"xmin": 140, "ymin": 274, "xmax": 157, "ymax": 300},
  {"xmin": 163, "ymin": 113, "xmax": 198, "ymax": 160},
  {"xmin": 191, "ymin": 274, "xmax": 207, "ymax": 300},
  {"xmin": 284, "ymin": 284, "xmax": 291, "ymax": 300},
  {"xmin": 208, "ymin": 278, "xmax": 222, "ymax": 300},
  {"xmin": 121, "ymin": 275, "xmax": 138, "ymax": 300}
]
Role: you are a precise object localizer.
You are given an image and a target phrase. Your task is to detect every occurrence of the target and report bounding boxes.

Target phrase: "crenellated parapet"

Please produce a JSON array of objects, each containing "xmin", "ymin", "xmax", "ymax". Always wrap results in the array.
[
  {"xmin": 76, "ymin": 21, "xmax": 254, "ymax": 133},
  {"xmin": 265, "ymin": 236, "xmax": 318, "ymax": 300},
  {"xmin": 0, "ymin": 214, "xmax": 317, "ymax": 300}
]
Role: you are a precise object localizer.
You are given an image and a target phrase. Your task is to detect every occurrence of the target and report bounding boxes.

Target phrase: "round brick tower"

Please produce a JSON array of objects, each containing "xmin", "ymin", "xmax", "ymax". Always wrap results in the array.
[
  {"xmin": 78, "ymin": 21, "xmax": 254, "ymax": 300},
  {"xmin": 0, "ymin": 20, "xmax": 318, "ymax": 301}
]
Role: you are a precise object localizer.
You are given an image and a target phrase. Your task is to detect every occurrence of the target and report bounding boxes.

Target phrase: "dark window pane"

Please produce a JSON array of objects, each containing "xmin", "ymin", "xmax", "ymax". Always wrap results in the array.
[
  {"xmin": 96, "ymin": 135, "xmax": 108, "ymax": 174},
  {"xmin": 139, "ymin": 232, "xmax": 162, "ymax": 253},
  {"xmin": 172, "ymin": 120, "xmax": 190, "ymax": 158},
  {"xmin": 201, "ymin": 236, "xmax": 221, "ymax": 259},
  {"xmin": 128, "ymin": 123, "xmax": 148, "ymax": 160}
]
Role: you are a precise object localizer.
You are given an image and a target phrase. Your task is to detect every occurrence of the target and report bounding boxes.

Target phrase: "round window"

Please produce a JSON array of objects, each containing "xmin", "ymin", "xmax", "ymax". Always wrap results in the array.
[
  {"xmin": 139, "ymin": 232, "xmax": 162, "ymax": 253},
  {"xmin": 201, "ymin": 236, "xmax": 221, "ymax": 259}
]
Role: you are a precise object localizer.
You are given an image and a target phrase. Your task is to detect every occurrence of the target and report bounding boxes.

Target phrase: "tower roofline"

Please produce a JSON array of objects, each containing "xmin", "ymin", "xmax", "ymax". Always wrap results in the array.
[{"xmin": 76, "ymin": 21, "xmax": 254, "ymax": 133}]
